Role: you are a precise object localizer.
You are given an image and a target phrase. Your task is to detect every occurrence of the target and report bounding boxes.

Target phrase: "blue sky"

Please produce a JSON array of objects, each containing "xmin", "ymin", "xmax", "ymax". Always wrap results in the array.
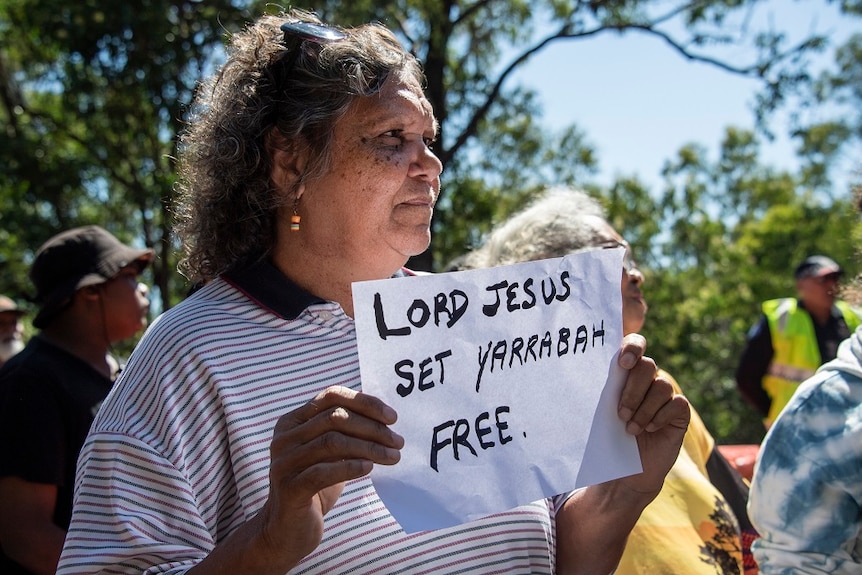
[{"xmin": 513, "ymin": 0, "xmax": 859, "ymax": 194}]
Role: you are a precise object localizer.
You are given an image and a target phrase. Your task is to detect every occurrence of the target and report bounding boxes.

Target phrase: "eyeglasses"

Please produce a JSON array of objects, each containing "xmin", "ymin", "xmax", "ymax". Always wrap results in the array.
[
  {"xmin": 599, "ymin": 240, "xmax": 638, "ymax": 273},
  {"xmin": 280, "ymin": 20, "xmax": 346, "ymax": 75}
]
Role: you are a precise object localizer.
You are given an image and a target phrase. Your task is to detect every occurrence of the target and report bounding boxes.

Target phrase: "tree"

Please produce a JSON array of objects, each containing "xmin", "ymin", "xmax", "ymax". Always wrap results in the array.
[
  {"xmin": 0, "ymin": 0, "xmax": 265, "ymax": 312},
  {"xmin": 0, "ymin": 0, "xmax": 837, "ymax": 301},
  {"xmin": 626, "ymin": 126, "xmax": 861, "ymax": 443},
  {"xmin": 312, "ymin": 0, "xmax": 833, "ymax": 269}
]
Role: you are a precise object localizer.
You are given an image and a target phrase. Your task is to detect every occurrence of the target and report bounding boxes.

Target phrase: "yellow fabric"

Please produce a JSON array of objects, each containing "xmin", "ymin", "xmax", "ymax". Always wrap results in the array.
[
  {"xmin": 761, "ymin": 299, "xmax": 861, "ymax": 425},
  {"xmin": 615, "ymin": 370, "xmax": 743, "ymax": 575}
]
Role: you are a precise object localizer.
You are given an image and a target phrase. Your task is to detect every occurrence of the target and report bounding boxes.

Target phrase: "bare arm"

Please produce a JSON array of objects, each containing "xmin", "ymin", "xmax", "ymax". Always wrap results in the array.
[
  {"xmin": 187, "ymin": 386, "xmax": 404, "ymax": 575},
  {"xmin": 0, "ymin": 477, "xmax": 66, "ymax": 575},
  {"xmin": 556, "ymin": 334, "xmax": 691, "ymax": 574}
]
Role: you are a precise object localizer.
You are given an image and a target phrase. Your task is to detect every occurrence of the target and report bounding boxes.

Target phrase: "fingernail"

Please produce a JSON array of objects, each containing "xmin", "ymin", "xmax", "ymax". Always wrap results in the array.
[
  {"xmin": 384, "ymin": 447, "xmax": 401, "ymax": 460},
  {"xmin": 626, "ymin": 421, "xmax": 642, "ymax": 435},
  {"xmin": 620, "ymin": 352, "xmax": 636, "ymax": 369},
  {"xmin": 383, "ymin": 405, "xmax": 398, "ymax": 421},
  {"xmin": 618, "ymin": 406, "xmax": 633, "ymax": 421}
]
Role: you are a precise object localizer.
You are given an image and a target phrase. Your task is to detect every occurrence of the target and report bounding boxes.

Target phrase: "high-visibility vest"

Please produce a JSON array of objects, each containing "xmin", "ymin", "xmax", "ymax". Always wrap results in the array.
[{"xmin": 762, "ymin": 298, "xmax": 861, "ymax": 425}]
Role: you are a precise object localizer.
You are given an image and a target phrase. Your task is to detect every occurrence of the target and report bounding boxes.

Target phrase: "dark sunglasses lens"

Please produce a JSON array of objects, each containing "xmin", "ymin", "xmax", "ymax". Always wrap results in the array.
[{"xmin": 280, "ymin": 21, "xmax": 346, "ymax": 43}]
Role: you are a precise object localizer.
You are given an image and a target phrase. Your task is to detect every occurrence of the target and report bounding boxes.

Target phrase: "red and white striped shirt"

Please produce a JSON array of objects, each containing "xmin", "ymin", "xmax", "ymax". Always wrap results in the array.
[{"xmin": 58, "ymin": 262, "xmax": 561, "ymax": 574}]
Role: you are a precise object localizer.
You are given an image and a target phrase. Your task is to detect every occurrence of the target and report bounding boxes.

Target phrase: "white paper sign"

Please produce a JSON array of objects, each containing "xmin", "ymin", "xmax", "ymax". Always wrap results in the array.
[{"xmin": 352, "ymin": 248, "xmax": 642, "ymax": 533}]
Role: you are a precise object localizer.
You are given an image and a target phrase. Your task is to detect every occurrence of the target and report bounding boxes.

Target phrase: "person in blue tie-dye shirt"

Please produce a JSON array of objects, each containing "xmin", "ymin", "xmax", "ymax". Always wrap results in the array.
[{"xmin": 748, "ymin": 267, "xmax": 862, "ymax": 573}]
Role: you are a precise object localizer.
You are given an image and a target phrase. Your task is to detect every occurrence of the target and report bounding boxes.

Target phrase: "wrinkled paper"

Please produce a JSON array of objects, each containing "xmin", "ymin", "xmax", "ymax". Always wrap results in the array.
[{"xmin": 352, "ymin": 249, "xmax": 641, "ymax": 533}]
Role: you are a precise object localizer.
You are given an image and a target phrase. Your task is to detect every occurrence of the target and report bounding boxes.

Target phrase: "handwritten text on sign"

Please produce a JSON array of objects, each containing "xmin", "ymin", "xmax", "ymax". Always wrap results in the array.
[{"xmin": 352, "ymin": 249, "xmax": 641, "ymax": 533}]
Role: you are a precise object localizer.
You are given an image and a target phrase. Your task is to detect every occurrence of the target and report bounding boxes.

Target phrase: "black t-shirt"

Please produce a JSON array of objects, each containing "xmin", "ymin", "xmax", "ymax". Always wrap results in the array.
[{"xmin": 0, "ymin": 336, "xmax": 112, "ymax": 575}]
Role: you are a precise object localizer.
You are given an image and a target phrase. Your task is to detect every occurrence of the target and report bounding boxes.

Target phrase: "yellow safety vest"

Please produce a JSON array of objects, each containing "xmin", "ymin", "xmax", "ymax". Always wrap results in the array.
[{"xmin": 762, "ymin": 298, "xmax": 861, "ymax": 425}]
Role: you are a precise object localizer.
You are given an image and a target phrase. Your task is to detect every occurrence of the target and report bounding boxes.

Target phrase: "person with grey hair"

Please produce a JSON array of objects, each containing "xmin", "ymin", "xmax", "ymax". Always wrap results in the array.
[
  {"xmin": 461, "ymin": 186, "xmax": 755, "ymax": 575},
  {"xmin": 58, "ymin": 11, "xmax": 689, "ymax": 575},
  {"xmin": 461, "ymin": 187, "xmax": 608, "ymax": 268}
]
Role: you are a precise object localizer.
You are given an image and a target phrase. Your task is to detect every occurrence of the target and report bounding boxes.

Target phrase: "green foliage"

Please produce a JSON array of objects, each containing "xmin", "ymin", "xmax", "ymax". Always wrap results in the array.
[
  {"xmin": 305, "ymin": 0, "xmax": 835, "ymax": 269},
  {"xmin": 0, "ymin": 0, "xmax": 265, "ymax": 311},
  {"xmin": 626, "ymin": 128, "xmax": 862, "ymax": 443}
]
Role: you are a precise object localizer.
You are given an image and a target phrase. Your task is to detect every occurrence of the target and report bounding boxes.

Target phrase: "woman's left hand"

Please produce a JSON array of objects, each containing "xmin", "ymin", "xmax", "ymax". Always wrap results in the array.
[{"xmin": 615, "ymin": 333, "xmax": 691, "ymax": 495}]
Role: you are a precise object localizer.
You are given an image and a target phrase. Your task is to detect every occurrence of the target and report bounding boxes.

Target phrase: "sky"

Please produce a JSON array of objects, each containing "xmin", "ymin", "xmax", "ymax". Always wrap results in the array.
[{"xmin": 512, "ymin": 0, "xmax": 859, "ymax": 194}]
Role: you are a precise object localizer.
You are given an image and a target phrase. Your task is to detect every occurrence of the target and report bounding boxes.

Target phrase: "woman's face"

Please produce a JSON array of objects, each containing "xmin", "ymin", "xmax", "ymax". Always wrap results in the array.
[
  {"xmin": 592, "ymin": 220, "xmax": 648, "ymax": 335},
  {"xmin": 294, "ymin": 74, "xmax": 442, "ymax": 275}
]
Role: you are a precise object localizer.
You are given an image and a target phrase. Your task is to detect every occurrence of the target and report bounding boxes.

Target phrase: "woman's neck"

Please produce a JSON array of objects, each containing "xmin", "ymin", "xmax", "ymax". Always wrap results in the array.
[{"xmin": 273, "ymin": 245, "xmax": 405, "ymax": 319}]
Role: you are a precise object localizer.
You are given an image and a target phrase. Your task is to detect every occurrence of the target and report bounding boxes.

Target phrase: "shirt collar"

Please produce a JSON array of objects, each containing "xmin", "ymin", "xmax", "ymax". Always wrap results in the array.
[
  {"xmin": 223, "ymin": 258, "xmax": 324, "ymax": 320},
  {"xmin": 222, "ymin": 259, "xmax": 414, "ymax": 320}
]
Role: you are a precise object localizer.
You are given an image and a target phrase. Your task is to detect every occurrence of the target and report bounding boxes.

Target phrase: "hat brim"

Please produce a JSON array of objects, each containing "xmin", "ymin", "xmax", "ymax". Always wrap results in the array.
[
  {"xmin": 813, "ymin": 267, "xmax": 842, "ymax": 278},
  {"xmin": 797, "ymin": 266, "xmax": 843, "ymax": 280}
]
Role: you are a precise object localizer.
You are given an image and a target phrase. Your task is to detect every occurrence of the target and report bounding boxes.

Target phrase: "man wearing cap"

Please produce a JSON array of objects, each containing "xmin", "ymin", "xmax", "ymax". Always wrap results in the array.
[
  {"xmin": 0, "ymin": 296, "xmax": 26, "ymax": 368},
  {"xmin": 0, "ymin": 225, "xmax": 153, "ymax": 575},
  {"xmin": 736, "ymin": 255, "xmax": 862, "ymax": 429}
]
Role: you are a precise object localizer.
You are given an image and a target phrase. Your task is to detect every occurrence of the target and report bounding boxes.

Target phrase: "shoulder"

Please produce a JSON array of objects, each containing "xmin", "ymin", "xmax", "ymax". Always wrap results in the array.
[
  {"xmin": 757, "ymin": 369, "xmax": 862, "ymax": 477},
  {"xmin": 0, "ymin": 338, "xmax": 87, "ymax": 391},
  {"xmin": 761, "ymin": 298, "xmax": 796, "ymax": 315},
  {"xmin": 793, "ymin": 366, "xmax": 862, "ymax": 415},
  {"xmin": 835, "ymin": 300, "xmax": 862, "ymax": 325},
  {"xmin": 141, "ymin": 278, "xmax": 254, "ymax": 346},
  {"xmin": 745, "ymin": 313, "xmax": 771, "ymax": 340},
  {"xmin": 95, "ymin": 277, "xmax": 302, "ymax": 426}
]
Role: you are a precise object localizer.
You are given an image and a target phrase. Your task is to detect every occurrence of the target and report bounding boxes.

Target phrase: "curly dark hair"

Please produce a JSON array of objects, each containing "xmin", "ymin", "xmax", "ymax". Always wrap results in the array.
[{"xmin": 174, "ymin": 9, "xmax": 426, "ymax": 282}]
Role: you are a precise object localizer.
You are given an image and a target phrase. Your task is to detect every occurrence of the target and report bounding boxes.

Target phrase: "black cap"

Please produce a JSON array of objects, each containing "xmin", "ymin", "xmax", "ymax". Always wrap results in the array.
[
  {"xmin": 794, "ymin": 255, "xmax": 843, "ymax": 280},
  {"xmin": 30, "ymin": 225, "xmax": 153, "ymax": 328}
]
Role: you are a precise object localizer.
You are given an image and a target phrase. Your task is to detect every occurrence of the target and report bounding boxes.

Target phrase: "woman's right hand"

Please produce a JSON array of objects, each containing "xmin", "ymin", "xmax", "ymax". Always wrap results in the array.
[{"xmin": 260, "ymin": 386, "xmax": 404, "ymax": 566}]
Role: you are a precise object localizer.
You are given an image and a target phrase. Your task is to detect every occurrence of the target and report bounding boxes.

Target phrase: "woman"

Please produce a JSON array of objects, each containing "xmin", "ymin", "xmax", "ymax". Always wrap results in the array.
[
  {"xmin": 461, "ymin": 187, "xmax": 753, "ymax": 574},
  {"xmin": 57, "ymin": 11, "xmax": 689, "ymax": 574}
]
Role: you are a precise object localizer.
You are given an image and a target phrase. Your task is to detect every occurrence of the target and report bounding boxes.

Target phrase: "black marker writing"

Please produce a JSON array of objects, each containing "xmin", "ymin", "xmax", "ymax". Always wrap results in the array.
[
  {"xmin": 482, "ymin": 271, "xmax": 572, "ymax": 317},
  {"xmin": 394, "ymin": 349, "xmax": 453, "ymax": 397},
  {"xmin": 475, "ymin": 321, "xmax": 606, "ymax": 391},
  {"xmin": 373, "ymin": 290, "xmax": 469, "ymax": 340},
  {"xmin": 429, "ymin": 406, "xmax": 513, "ymax": 472}
]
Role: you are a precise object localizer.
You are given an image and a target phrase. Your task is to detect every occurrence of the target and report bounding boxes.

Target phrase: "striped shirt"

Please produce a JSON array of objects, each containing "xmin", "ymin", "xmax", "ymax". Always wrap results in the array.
[{"xmin": 57, "ymin": 261, "xmax": 561, "ymax": 574}]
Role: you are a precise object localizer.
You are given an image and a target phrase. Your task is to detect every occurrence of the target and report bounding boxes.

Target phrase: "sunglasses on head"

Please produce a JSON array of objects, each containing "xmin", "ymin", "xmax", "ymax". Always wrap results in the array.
[
  {"xmin": 280, "ymin": 20, "xmax": 346, "ymax": 43},
  {"xmin": 278, "ymin": 19, "xmax": 346, "ymax": 83}
]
